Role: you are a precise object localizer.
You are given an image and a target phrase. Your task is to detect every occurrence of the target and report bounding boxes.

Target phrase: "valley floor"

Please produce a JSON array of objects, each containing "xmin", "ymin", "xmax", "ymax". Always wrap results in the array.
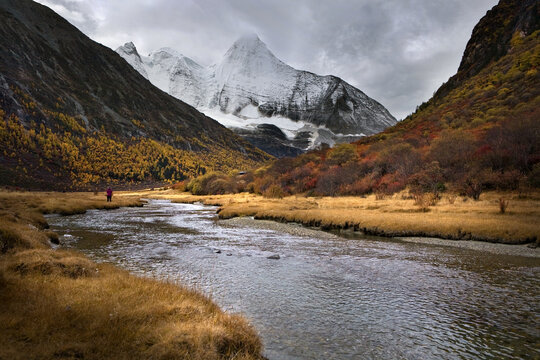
[
  {"xmin": 1, "ymin": 188, "xmax": 538, "ymax": 359},
  {"xmin": 138, "ymin": 189, "xmax": 540, "ymax": 250},
  {"xmin": 0, "ymin": 191, "xmax": 263, "ymax": 360}
]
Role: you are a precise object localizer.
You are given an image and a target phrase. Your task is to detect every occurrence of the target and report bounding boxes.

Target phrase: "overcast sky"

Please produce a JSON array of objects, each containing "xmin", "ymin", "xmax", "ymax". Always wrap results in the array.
[{"xmin": 35, "ymin": 0, "xmax": 498, "ymax": 120}]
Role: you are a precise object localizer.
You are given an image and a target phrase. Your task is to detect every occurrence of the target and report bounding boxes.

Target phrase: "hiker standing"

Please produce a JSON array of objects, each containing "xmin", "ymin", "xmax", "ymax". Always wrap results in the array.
[{"xmin": 106, "ymin": 187, "xmax": 113, "ymax": 202}]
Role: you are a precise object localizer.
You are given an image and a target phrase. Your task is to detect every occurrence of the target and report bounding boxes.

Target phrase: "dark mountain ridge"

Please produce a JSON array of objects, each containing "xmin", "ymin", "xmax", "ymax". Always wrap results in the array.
[{"xmin": 0, "ymin": 0, "xmax": 270, "ymax": 189}]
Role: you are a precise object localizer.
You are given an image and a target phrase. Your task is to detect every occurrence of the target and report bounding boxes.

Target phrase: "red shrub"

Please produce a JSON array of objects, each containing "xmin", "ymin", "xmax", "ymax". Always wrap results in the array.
[
  {"xmin": 375, "ymin": 173, "xmax": 407, "ymax": 195},
  {"xmin": 339, "ymin": 175, "xmax": 377, "ymax": 195}
]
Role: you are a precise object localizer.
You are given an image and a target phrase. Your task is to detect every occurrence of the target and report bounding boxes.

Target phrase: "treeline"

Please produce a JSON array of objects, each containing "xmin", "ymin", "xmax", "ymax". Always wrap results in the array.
[
  {"xmin": 182, "ymin": 118, "xmax": 539, "ymax": 200},
  {"xmin": 0, "ymin": 108, "xmax": 260, "ymax": 189}
]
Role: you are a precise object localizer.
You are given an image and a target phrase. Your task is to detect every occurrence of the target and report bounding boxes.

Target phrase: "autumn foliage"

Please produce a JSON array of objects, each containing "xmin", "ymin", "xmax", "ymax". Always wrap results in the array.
[
  {"xmin": 0, "ymin": 102, "xmax": 266, "ymax": 190},
  {"xmin": 186, "ymin": 29, "xmax": 539, "ymax": 200}
]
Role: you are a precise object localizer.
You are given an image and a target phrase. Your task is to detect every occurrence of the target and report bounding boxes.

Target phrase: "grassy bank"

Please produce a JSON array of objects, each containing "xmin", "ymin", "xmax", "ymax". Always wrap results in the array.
[
  {"xmin": 0, "ymin": 190, "xmax": 263, "ymax": 360},
  {"xmin": 142, "ymin": 190, "xmax": 540, "ymax": 245}
]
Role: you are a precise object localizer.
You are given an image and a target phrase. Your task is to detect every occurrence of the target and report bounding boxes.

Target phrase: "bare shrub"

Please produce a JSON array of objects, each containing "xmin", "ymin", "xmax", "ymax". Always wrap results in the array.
[
  {"xmin": 376, "ymin": 142, "xmax": 421, "ymax": 176},
  {"xmin": 251, "ymin": 176, "xmax": 274, "ymax": 195},
  {"xmin": 375, "ymin": 192, "xmax": 385, "ymax": 200},
  {"xmin": 446, "ymin": 194, "xmax": 457, "ymax": 204},
  {"xmin": 186, "ymin": 172, "xmax": 237, "ymax": 195},
  {"xmin": 206, "ymin": 178, "xmax": 237, "ymax": 195},
  {"xmin": 401, "ymin": 193, "xmax": 414, "ymax": 200},
  {"xmin": 429, "ymin": 129, "xmax": 476, "ymax": 179},
  {"xmin": 413, "ymin": 193, "xmax": 438, "ymax": 211},
  {"xmin": 376, "ymin": 173, "xmax": 407, "ymax": 195},
  {"xmin": 408, "ymin": 161, "xmax": 445, "ymax": 197},
  {"xmin": 263, "ymin": 185, "xmax": 285, "ymax": 199},
  {"xmin": 315, "ymin": 166, "xmax": 350, "ymax": 196},
  {"xmin": 458, "ymin": 169, "xmax": 491, "ymax": 200},
  {"xmin": 340, "ymin": 175, "xmax": 376, "ymax": 195},
  {"xmin": 498, "ymin": 197, "xmax": 509, "ymax": 214}
]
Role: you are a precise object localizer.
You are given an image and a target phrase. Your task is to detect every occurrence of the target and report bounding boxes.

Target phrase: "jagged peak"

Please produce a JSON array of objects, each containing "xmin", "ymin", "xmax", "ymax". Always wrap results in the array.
[
  {"xmin": 117, "ymin": 41, "xmax": 139, "ymax": 55},
  {"xmin": 149, "ymin": 47, "xmax": 202, "ymax": 71},
  {"xmin": 219, "ymin": 33, "xmax": 291, "ymax": 73}
]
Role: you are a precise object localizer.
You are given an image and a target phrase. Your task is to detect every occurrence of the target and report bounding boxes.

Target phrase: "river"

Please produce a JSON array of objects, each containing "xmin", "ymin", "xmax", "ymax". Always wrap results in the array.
[{"xmin": 47, "ymin": 200, "xmax": 540, "ymax": 360}]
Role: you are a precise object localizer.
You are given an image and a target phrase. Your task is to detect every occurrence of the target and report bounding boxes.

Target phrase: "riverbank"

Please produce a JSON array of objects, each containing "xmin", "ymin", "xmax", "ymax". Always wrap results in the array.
[
  {"xmin": 0, "ymin": 190, "xmax": 263, "ymax": 360},
  {"xmin": 221, "ymin": 217, "xmax": 539, "ymax": 258},
  {"xmin": 136, "ymin": 189, "xmax": 540, "ymax": 250}
]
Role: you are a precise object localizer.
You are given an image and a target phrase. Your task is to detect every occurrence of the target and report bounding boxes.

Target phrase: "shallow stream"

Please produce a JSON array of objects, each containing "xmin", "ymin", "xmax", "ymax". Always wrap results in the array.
[{"xmin": 47, "ymin": 200, "xmax": 539, "ymax": 359}]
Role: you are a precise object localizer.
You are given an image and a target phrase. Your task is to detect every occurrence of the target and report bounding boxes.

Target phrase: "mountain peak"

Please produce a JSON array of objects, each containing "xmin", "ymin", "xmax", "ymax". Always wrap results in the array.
[
  {"xmin": 235, "ymin": 33, "xmax": 263, "ymax": 45},
  {"xmin": 116, "ymin": 41, "xmax": 148, "ymax": 79},
  {"xmin": 123, "ymin": 41, "xmax": 136, "ymax": 50},
  {"xmin": 224, "ymin": 33, "xmax": 275, "ymax": 59},
  {"xmin": 117, "ymin": 41, "xmax": 139, "ymax": 55},
  {"xmin": 116, "ymin": 34, "xmax": 397, "ymax": 157}
]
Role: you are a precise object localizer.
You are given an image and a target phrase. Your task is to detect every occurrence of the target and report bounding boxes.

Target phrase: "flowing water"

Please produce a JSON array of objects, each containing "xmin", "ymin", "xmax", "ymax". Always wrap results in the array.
[{"xmin": 47, "ymin": 200, "xmax": 540, "ymax": 360}]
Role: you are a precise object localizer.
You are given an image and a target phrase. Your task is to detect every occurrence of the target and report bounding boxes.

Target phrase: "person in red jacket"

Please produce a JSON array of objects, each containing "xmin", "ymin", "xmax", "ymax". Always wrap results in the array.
[{"xmin": 106, "ymin": 188, "xmax": 113, "ymax": 202}]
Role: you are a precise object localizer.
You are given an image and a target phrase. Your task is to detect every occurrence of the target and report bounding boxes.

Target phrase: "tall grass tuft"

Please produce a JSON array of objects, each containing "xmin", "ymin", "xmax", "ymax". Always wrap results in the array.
[{"xmin": 413, "ymin": 193, "xmax": 438, "ymax": 211}]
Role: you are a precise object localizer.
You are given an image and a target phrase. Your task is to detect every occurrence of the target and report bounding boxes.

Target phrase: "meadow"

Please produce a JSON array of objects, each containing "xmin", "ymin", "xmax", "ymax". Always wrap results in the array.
[
  {"xmin": 0, "ymin": 190, "xmax": 263, "ymax": 360},
  {"xmin": 1, "ymin": 187, "xmax": 538, "ymax": 359}
]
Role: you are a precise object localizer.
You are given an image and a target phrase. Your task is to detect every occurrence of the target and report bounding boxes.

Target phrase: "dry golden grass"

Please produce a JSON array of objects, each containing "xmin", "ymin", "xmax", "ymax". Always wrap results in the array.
[
  {"xmin": 0, "ymin": 190, "xmax": 143, "ymax": 252},
  {"xmin": 151, "ymin": 190, "xmax": 540, "ymax": 244},
  {"xmin": 0, "ymin": 190, "xmax": 263, "ymax": 360},
  {"xmin": 0, "ymin": 249, "xmax": 262, "ymax": 360}
]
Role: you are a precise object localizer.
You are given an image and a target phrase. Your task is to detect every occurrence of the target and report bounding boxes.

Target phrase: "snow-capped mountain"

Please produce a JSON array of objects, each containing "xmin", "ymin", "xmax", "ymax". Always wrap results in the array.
[{"xmin": 116, "ymin": 34, "xmax": 397, "ymax": 156}]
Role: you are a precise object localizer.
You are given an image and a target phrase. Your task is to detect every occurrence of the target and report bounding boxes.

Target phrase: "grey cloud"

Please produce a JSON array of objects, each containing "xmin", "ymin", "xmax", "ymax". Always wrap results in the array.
[{"xmin": 35, "ymin": 0, "xmax": 499, "ymax": 119}]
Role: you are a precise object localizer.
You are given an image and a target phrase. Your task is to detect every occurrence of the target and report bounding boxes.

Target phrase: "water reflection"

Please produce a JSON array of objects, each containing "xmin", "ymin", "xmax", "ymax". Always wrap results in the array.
[{"xmin": 47, "ymin": 200, "xmax": 540, "ymax": 360}]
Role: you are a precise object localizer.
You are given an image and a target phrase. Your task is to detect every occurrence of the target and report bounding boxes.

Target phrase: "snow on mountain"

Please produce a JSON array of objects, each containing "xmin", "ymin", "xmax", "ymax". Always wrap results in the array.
[
  {"xmin": 207, "ymin": 34, "xmax": 298, "ymax": 113},
  {"xmin": 116, "ymin": 35, "xmax": 397, "ymax": 156},
  {"xmin": 116, "ymin": 42, "xmax": 149, "ymax": 79}
]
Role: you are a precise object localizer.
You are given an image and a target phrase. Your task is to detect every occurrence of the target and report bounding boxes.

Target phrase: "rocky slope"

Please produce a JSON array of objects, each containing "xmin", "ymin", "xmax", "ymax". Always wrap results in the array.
[
  {"xmin": 435, "ymin": 0, "xmax": 539, "ymax": 98},
  {"xmin": 117, "ymin": 35, "xmax": 397, "ymax": 157},
  {"xmin": 0, "ymin": 0, "xmax": 270, "ymax": 189}
]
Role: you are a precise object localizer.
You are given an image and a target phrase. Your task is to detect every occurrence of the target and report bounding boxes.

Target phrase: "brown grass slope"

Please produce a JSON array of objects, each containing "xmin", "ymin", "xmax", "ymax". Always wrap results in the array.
[{"xmin": 0, "ymin": 191, "xmax": 263, "ymax": 360}]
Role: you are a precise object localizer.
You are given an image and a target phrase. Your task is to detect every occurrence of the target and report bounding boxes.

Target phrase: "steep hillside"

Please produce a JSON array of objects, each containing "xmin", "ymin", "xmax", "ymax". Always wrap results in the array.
[
  {"xmin": 198, "ymin": 0, "xmax": 539, "ymax": 198},
  {"xmin": 0, "ymin": 0, "xmax": 270, "ymax": 189},
  {"xmin": 436, "ymin": 0, "xmax": 539, "ymax": 98},
  {"xmin": 117, "ymin": 35, "xmax": 397, "ymax": 157},
  {"xmin": 373, "ymin": 0, "xmax": 539, "ymax": 148}
]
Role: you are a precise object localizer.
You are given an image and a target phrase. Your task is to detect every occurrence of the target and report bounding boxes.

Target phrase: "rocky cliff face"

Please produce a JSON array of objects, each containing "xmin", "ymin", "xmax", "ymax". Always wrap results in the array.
[
  {"xmin": 435, "ymin": 0, "xmax": 539, "ymax": 98},
  {"xmin": 117, "ymin": 35, "xmax": 397, "ymax": 157}
]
